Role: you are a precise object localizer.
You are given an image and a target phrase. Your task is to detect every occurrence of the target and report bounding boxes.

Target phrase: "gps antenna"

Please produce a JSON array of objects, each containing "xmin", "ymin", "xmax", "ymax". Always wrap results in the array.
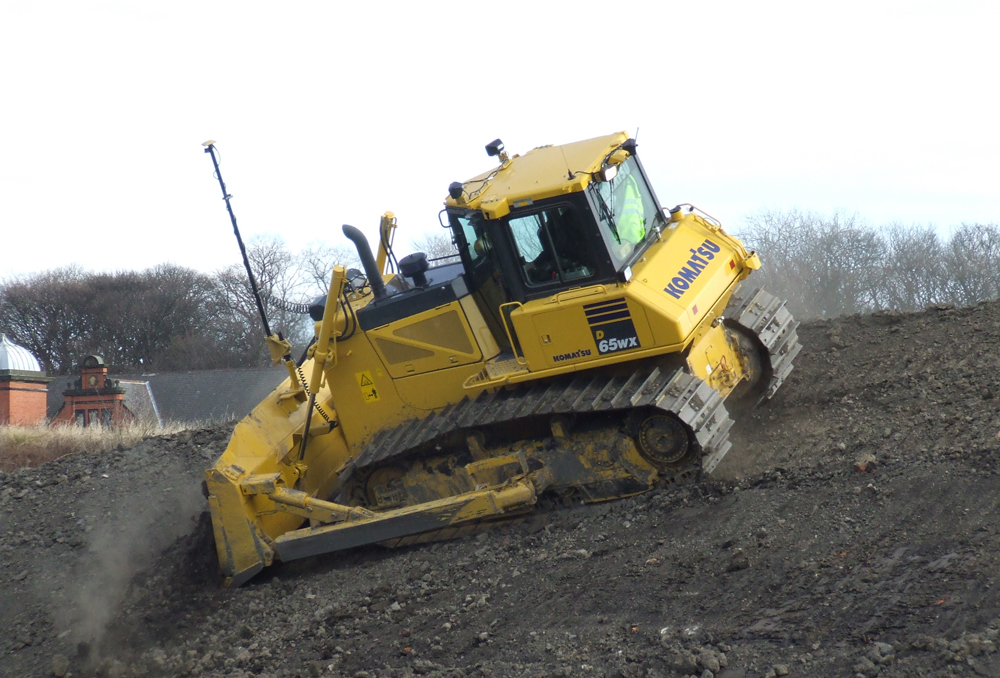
[{"xmin": 202, "ymin": 141, "xmax": 272, "ymax": 337}]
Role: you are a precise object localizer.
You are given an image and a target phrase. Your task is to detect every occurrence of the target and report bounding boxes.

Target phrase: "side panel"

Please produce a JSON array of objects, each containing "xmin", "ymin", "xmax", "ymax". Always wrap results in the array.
[
  {"xmin": 356, "ymin": 293, "xmax": 501, "ymax": 412},
  {"xmin": 460, "ymin": 295, "xmax": 502, "ymax": 361},
  {"xmin": 325, "ymin": 334, "xmax": 424, "ymax": 453},
  {"xmin": 366, "ymin": 301, "xmax": 483, "ymax": 379},
  {"xmin": 393, "ymin": 362, "xmax": 490, "ymax": 410},
  {"xmin": 631, "ymin": 215, "xmax": 748, "ymax": 347},
  {"xmin": 516, "ymin": 289, "xmax": 654, "ymax": 370}
]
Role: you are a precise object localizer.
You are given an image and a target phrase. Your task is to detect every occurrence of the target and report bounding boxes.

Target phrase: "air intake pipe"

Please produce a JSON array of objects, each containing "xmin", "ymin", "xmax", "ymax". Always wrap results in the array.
[{"xmin": 342, "ymin": 224, "xmax": 386, "ymax": 300}]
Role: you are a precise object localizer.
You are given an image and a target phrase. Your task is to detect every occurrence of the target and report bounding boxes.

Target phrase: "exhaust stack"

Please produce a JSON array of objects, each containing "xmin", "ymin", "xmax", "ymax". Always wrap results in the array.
[{"xmin": 342, "ymin": 224, "xmax": 386, "ymax": 299}]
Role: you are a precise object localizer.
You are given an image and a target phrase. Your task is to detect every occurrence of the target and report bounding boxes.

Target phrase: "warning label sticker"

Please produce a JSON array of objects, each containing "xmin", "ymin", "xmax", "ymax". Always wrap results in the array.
[{"xmin": 355, "ymin": 370, "xmax": 380, "ymax": 403}]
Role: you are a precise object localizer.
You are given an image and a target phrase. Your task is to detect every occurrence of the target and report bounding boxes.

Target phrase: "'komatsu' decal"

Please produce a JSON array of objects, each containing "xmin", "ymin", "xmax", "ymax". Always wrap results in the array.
[
  {"xmin": 553, "ymin": 349, "xmax": 592, "ymax": 362},
  {"xmin": 663, "ymin": 239, "xmax": 722, "ymax": 299},
  {"xmin": 583, "ymin": 298, "xmax": 641, "ymax": 356}
]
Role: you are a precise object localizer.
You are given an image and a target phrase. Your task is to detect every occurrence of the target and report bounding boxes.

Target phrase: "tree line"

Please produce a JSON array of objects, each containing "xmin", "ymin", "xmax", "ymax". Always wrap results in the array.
[
  {"xmin": 3, "ymin": 214, "xmax": 997, "ymax": 375},
  {"xmin": 0, "ymin": 237, "xmax": 358, "ymax": 375},
  {"xmin": 735, "ymin": 210, "xmax": 1000, "ymax": 320}
]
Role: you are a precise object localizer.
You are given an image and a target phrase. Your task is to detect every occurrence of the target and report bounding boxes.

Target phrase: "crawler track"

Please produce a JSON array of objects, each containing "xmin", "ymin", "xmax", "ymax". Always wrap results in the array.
[
  {"xmin": 726, "ymin": 286, "xmax": 802, "ymax": 399},
  {"xmin": 347, "ymin": 365, "xmax": 735, "ymax": 481}
]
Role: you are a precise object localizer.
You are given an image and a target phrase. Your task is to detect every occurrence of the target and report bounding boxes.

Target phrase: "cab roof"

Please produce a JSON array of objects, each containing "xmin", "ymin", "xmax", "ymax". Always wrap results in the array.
[{"xmin": 446, "ymin": 132, "xmax": 629, "ymax": 219}]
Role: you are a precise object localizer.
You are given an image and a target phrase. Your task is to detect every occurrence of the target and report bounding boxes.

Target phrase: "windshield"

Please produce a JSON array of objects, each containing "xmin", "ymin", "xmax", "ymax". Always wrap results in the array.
[{"xmin": 588, "ymin": 157, "xmax": 663, "ymax": 269}]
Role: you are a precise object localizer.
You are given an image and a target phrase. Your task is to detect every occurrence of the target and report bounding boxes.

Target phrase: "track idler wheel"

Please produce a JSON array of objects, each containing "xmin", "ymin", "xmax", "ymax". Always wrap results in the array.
[
  {"xmin": 633, "ymin": 412, "xmax": 692, "ymax": 469},
  {"xmin": 726, "ymin": 322, "xmax": 771, "ymax": 405}
]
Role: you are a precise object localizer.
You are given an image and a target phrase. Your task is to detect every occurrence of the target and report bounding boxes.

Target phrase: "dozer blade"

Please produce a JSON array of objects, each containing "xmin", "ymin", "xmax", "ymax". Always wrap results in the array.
[{"xmin": 272, "ymin": 479, "xmax": 541, "ymax": 561}]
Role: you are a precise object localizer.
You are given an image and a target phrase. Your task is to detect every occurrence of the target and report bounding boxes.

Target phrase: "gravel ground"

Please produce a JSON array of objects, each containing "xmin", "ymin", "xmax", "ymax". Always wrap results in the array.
[{"xmin": 3, "ymin": 300, "xmax": 1000, "ymax": 678}]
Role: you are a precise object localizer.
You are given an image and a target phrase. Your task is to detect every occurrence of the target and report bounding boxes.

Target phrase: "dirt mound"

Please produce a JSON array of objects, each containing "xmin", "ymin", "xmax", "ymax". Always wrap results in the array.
[{"xmin": 3, "ymin": 300, "xmax": 1000, "ymax": 678}]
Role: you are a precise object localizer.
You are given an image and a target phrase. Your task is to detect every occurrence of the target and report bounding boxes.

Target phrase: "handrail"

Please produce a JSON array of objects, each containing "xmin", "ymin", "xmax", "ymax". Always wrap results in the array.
[
  {"xmin": 675, "ymin": 203, "xmax": 722, "ymax": 228},
  {"xmin": 498, "ymin": 302, "xmax": 528, "ymax": 366},
  {"xmin": 552, "ymin": 285, "xmax": 608, "ymax": 305}
]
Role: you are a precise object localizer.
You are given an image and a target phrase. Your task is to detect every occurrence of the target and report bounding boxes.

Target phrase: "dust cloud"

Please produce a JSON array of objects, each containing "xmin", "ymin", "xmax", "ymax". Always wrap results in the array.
[{"xmin": 59, "ymin": 477, "xmax": 204, "ymax": 655}]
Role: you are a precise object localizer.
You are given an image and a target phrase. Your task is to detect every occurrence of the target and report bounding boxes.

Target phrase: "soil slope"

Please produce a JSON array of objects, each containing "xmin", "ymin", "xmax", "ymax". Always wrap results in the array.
[{"xmin": 3, "ymin": 300, "xmax": 1000, "ymax": 678}]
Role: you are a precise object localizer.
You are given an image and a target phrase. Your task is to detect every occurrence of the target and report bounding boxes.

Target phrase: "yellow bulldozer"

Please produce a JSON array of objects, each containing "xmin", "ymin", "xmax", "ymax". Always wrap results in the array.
[{"xmin": 202, "ymin": 132, "xmax": 801, "ymax": 586}]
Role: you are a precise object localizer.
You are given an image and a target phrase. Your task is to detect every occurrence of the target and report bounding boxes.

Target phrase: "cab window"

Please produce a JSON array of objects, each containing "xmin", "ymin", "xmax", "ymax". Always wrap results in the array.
[
  {"xmin": 506, "ymin": 205, "xmax": 594, "ymax": 286},
  {"xmin": 455, "ymin": 214, "xmax": 482, "ymax": 263},
  {"xmin": 589, "ymin": 157, "xmax": 662, "ymax": 269}
]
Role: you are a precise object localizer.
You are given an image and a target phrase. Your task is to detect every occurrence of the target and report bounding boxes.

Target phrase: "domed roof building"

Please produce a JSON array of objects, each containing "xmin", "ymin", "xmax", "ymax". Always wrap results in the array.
[
  {"xmin": 0, "ymin": 334, "xmax": 51, "ymax": 425},
  {"xmin": 0, "ymin": 334, "xmax": 43, "ymax": 373}
]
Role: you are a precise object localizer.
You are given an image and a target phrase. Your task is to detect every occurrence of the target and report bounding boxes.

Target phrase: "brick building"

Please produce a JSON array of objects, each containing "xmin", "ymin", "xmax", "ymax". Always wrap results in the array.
[
  {"xmin": 0, "ymin": 334, "xmax": 51, "ymax": 425},
  {"xmin": 47, "ymin": 364, "xmax": 287, "ymax": 427},
  {"xmin": 0, "ymin": 337, "xmax": 287, "ymax": 428},
  {"xmin": 50, "ymin": 355, "xmax": 133, "ymax": 427}
]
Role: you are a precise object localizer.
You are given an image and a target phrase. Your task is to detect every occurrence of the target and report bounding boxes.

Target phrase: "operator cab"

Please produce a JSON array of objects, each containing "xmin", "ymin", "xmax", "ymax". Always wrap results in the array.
[
  {"xmin": 448, "ymin": 152, "xmax": 668, "ymax": 306},
  {"xmin": 346, "ymin": 135, "xmax": 668, "ymax": 366}
]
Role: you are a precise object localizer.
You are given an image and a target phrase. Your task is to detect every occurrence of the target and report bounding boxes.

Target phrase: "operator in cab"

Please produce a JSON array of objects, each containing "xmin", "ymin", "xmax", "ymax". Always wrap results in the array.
[{"xmin": 617, "ymin": 164, "xmax": 646, "ymax": 246}]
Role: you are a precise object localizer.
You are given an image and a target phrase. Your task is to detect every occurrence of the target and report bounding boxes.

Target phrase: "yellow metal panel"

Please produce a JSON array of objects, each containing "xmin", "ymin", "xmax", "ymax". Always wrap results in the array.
[
  {"xmin": 392, "ymin": 362, "xmax": 489, "ymax": 410},
  {"xmin": 459, "ymin": 295, "xmax": 502, "ymax": 361},
  {"xmin": 514, "ymin": 289, "xmax": 654, "ymax": 370},
  {"xmin": 630, "ymin": 214, "xmax": 749, "ymax": 346},
  {"xmin": 685, "ymin": 324, "xmax": 744, "ymax": 396},
  {"xmin": 447, "ymin": 133, "xmax": 629, "ymax": 216},
  {"xmin": 323, "ymin": 334, "xmax": 415, "ymax": 452},
  {"xmin": 625, "ymin": 283, "xmax": 691, "ymax": 347},
  {"xmin": 393, "ymin": 309, "xmax": 474, "ymax": 353},
  {"xmin": 373, "ymin": 338, "xmax": 435, "ymax": 364},
  {"xmin": 368, "ymin": 302, "xmax": 482, "ymax": 378}
]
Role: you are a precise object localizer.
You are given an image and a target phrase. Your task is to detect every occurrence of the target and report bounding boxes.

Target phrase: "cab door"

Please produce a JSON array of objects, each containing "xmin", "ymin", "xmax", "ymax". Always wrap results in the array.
[{"xmin": 450, "ymin": 211, "xmax": 512, "ymax": 351}]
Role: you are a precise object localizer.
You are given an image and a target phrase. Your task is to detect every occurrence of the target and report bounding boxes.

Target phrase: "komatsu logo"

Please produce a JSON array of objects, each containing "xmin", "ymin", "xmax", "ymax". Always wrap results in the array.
[
  {"xmin": 663, "ymin": 239, "xmax": 722, "ymax": 299},
  {"xmin": 553, "ymin": 349, "xmax": 592, "ymax": 362}
]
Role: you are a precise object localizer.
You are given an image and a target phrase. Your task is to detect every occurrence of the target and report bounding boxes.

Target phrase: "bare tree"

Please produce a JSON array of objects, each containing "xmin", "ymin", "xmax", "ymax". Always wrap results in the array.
[
  {"xmin": 878, "ymin": 224, "xmax": 948, "ymax": 310},
  {"xmin": 88, "ymin": 265, "xmax": 221, "ymax": 371},
  {"xmin": 213, "ymin": 235, "xmax": 315, "ymax": 366},
  {"xmin": 739, "ymin": 210, "xmax": 886, "ymax": 317},
  {"xmin": 0, "ymin": 265, "xmax": 222, "ymax": 374},
  {"xmin": 408, "ymin": 230, "xmax": 459, "ymax": 262},
  {"xmin": 300, "ymin": 241, "xmax": 360, "ymax": 295},
  {"xmin": 0, "ymin": 266, "xmax": 90, "ymax": 374},
  {"xmin": 942, "ymin": 223, "xmax": 1000, "ymax": 307}
]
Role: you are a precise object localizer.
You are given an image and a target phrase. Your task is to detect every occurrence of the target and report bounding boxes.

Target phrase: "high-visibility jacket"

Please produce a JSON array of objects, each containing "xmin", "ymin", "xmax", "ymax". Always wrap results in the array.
[{"xmin": 618, "ymin": 175, "xmax": 646, "ymax": 244}]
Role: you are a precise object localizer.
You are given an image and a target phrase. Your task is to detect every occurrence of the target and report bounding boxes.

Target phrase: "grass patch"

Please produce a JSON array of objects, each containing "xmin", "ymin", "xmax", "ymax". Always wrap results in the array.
[{"xmin": 0, "ymin": 421, "xmax": 196, "ymax": 472}]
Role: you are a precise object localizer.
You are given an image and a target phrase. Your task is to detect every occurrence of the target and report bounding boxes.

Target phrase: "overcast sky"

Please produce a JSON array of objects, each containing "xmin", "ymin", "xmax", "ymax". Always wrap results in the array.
[{"xmin": 2, "ymin": 1, "xmax": 998, "ymax": 280}]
